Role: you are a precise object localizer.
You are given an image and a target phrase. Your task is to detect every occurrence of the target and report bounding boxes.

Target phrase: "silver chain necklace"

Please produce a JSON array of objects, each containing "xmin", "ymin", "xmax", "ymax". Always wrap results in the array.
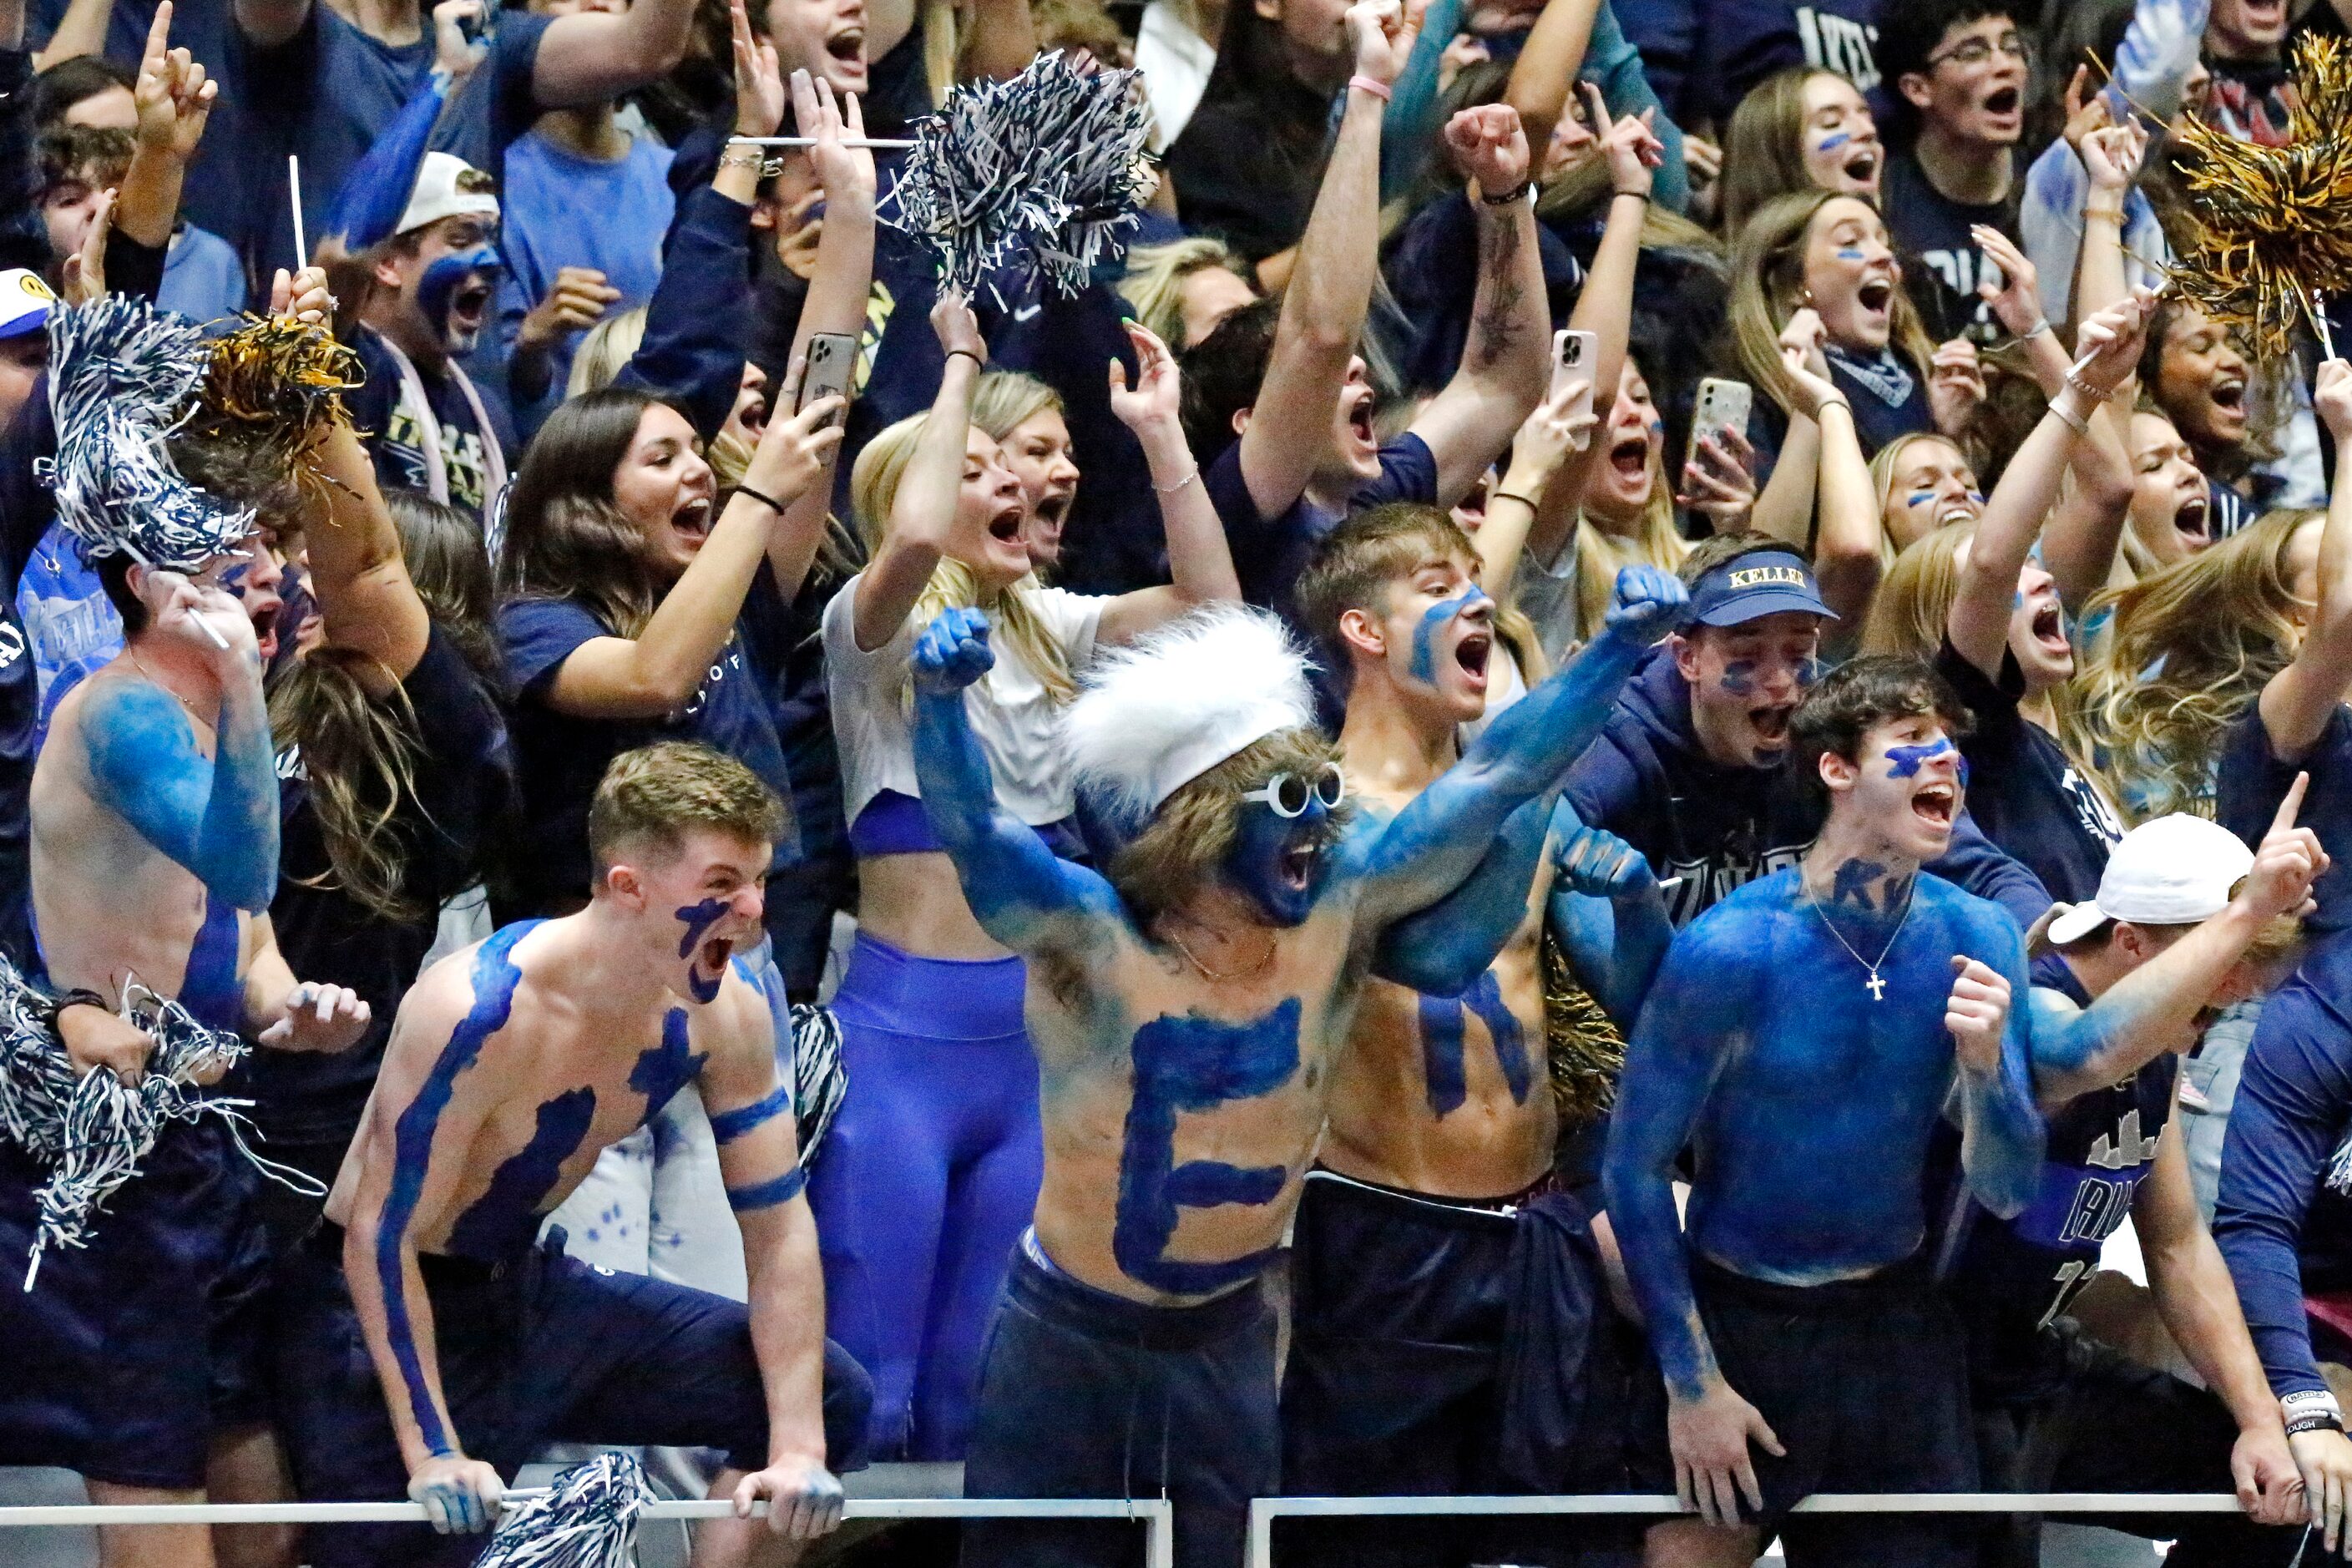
[{"xmin": 1804, "ymin": 877, "xmax": 1914, "ymax": 1002}]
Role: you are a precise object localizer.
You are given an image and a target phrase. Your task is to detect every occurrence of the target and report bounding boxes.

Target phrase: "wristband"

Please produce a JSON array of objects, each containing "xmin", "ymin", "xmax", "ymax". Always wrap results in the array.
[
  {"xmin": 736, "ymin": 484, "xmax": 787, "ymax": 514},
  {"xmin": 716, "ymin": 147, "xmax": 780, "ymax": 177},
  {"xmin": 1613, "ymin": 186, "xmax": 1651, "ymax": 202},
  {"xmin": 2284, "ymin": 1390, "xmax": 2344, "ymax": 1427},
  {"xmin": 2084, "ymin": 206, "xmax": 2126, "ymax": 225},
  {"xmin": 1348, "ymin": 74, "xmax": 1393, "ymax": 102},
  {"xmin": 945, "ymin": 347, "xmax": 984, "ymax": 369},
  {"xmin": 1490, "ymin": 490, "xmax": 1539, "ymax": 510},
  {"xmin": 1154, "ymin": 465, "xmax": 1200, "ymax": 495},
  {"xmin": 1479, "ymin": 180, "xmax": 1533, "ymax": 206},
  {"xmin": 2022, "ymin": 317, "xmax": 2052, "ymax": 340},
  {"xmin": 2049, "ymin": 397, "xmax": 2091, "ymax": 438},
  {"xmin": 2288, "ymin": 1411, "xmax": 2345, "ymax": 1437}
]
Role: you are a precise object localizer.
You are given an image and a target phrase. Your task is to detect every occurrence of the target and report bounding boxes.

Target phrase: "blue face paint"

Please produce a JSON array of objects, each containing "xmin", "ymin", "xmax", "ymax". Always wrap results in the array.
[
  {"xmin": 1957, "ymin": 753, "xmax": 1971, "ymax": 789},
  {"xmin": 1885, "ymin": 738, "xmax": 1954, "ymax": 777},
  {"xmin": 1835, "ymin": 247, "xmax": 1866, "ymax": 260},
  {"xmin": 416, "ymin": 244, "xmax": 500, "ymax": 336},
  {"xmin": 1408, "ymin": 585, "xmax": 1488, "ymax": 685},
  {"xmin": 1114, "ymin": 999, "xmax": 1302, "ymax": 1294},
  {"xmin": 1718, "ymin": 660, "xmax": 1758, "ymax": 697},
  {"xmin": 1227, "ymin": 800, "xmax": 1333, "ymax": 928},
  {"xmin": 1818, "ymin": 131, "xmax": 1852, "ymax": 151},
  {"xmin": 1907, "ymin": 491, "xmax": 1934, "ymax": 507},
  {"xmin": 1419, "ymin": 969, "xmax": 1533, "ymax": 1117},
  {"xmin": 1968, "ymin": 490, "xmax": 1985, "ymax": 504},
  {"xmin": 379, "ymin": 922, "xmax": 538, "ymax": 1455},
  {"xmin": 444, "ymin": 1086, "xmax": 597, "ymax": 1259},
  {"xmin": 219, "ymin": 560, "xmax": 251, "ymax": 595},
  {"xmin": 2012, "ymin": 590, "xmax": 2026, "ymax": 611},
  {"xmin": 1797, "ymin": 657, "xmax": 1823, "ymax": 690},
  {"xmin": 629, "ymin": 1009, "xmax": 707, "ymax": 1119},
  {"xmin": 674, "ymin": 898, "xmax": 731, "ymax": 1004}
]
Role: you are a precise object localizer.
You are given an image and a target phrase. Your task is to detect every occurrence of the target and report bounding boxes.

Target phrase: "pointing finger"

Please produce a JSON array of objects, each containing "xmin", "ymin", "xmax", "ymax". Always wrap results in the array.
[{"xmin": 2273, "ymin": 771, "xmax": 2311, "ymax": 837}]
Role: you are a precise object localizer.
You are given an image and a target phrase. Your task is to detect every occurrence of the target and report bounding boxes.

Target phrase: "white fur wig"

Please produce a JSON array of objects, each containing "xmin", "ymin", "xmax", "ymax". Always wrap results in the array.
[{"xmin": 1061, "ymin": 603, "xmax": 1316, "ymax": 829}]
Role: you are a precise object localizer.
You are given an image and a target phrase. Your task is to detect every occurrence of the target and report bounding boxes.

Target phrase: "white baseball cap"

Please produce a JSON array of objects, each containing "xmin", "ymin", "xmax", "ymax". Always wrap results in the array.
[
  {"xmin": 2044, "ymin": 813, "xmax": 2256, "ymax": 948},
  {"xmin": 0, "ymin": 270, "xmax": 56, "ymax": 338},
  {"xmin": 395, "ymin": 152, "xmax": 500, "ymax": 237}
]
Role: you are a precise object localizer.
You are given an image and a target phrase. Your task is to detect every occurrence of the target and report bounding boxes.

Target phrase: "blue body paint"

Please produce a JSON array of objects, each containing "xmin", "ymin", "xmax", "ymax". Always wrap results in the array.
[
  {"xmin": 1114, "ymin": 999, "xmax": 1302, "ymax": 1295},
  {"xmin": 1227, "ymin": 801, "xmax": 1333, "ymax": 928},
  {"xmin": 1886, "ymin": 738, "xmax": 1955, "ymax": 777},
  {"xmin": 1601, "ymin": 872, "xmax": 2045, "ymax": 1401},
  {"xmin": 377, "ymin": 921, "xmax": 537, "ymax": 1456},
  {"xmin": 710, "ymin": 1083, "xmax": 793, "ymax": 1143},
  {"xmin": 674, "ymin": 898, "xmax": 731, "ymax": 1004},
  {"xmin": 1373, "ymin": 792, "xmax": 1552, "ymax": 996},
  {"xmin": 1798, "ymin": 657, "xmax": 1822, "ymax": 689},
  {"xmin": 83, "ymin": 675, "xmax": 281, "ymax": 912},
  {"xmin": 629, "ymin": 1008, "xmax": 708, "ymax": 1119},
  {"xmin": 1418, "ymin": 970, "xmax": 1533, "ymax": 1116},
  {"xmin": 444, "ymin": 1086, "xmax": 596, "ymax": 1259},
  {"xmin": 1408, "ymin": 587, "xmax": 1488, "ymax": 686},
  {"xmin": 726, "ymin": 1163, "xmax": 808, "ymax": 1211},
  {"xmin": 1718, "ymin": 660, "xmax": 1758, "ymax": 697}
]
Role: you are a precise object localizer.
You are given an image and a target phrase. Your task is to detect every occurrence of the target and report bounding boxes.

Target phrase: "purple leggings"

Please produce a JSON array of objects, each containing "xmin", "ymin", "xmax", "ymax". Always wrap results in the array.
[{"xmin": 809, "ymin": 931, "xmax": 1042, "ymax": 1460}]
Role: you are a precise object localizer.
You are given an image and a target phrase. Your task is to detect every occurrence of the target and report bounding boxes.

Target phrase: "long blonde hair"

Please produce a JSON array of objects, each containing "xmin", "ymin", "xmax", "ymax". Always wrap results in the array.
[
  {"xmin": 1572, "ymin": 442, "xmax": 1690, "ymax": 646},
  {"xmin": 1729, "ymin": 190, "xmax": 1938, "ymax": 423},
  {"xmin": 568, "ymin": 306, "xmax": 760, "ymax": 488},
  {"xmin": 1718, "ymin": 68, "xmax": 1842, "ymax": 235},
  {"xmin": 2078, "ymin": 508, "xmax": 2314, "ymax": 817},
  {"xmin": 1116, "ymin": 236, "xmax": 1252, "ymax": 349},
  {"xmin": 850, "ymin": 411, "xmax": 1078, "ymax": 704},
  {"xmin": 1866, "ymin": 432, "xmax": 1969, "ymax": 567}
]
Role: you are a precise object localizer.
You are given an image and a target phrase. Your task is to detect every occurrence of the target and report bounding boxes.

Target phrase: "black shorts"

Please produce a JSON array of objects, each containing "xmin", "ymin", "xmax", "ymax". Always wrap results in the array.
[
  {"xmin": 962, "ymin": 1238, "xmax": 1277, "ymax": 1568},
  {"xmin": 0, "ymin": 1119, "xmax": 272, "ymax": 1490},
  {"xmin": 1973, "ymin": 1323, "xmax": 2305, "ymax": 1568},
  {"xmin": 1694, "ymin": 1252, "xmax": 1980, "ymax": 1568},
  {"xmin": 1278, "ymin": 1170, "xmax": 1654, "ymax": 1567},
  {"xmin": 274, "ymin": 1223, "xmax": 873, "ymax": 1568}
]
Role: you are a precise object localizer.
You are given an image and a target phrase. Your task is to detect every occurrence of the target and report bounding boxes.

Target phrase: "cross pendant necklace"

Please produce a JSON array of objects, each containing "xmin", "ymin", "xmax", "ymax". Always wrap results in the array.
[{"xmin": 1805, "ymin": 879, "xmax": 1913, "ymax": 1003}]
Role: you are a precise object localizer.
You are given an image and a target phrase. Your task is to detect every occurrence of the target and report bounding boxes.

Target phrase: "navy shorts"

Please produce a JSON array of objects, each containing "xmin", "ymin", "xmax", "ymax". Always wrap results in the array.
[
  {"xmin": 962, "ymin": 1238, "xmax": 1277, "ymax": 1568},
  {"xmin": 1973, "ymin": 1323, "xmax": 2304, "ymax": 1568},
  {"xmin": 1694, "ymin": 1253, "xmax": 1980, "ymax": 1567},
  {"xmin": 0, "ymin": 1119, "xmax": 273, "ymax": 1490},
  {"xmin": 1279, "ymin": 1171, "xmax": 1651, "ymax": 1567},
  {"xmin": 273, "ymin": 1223, "xmax": 873, "ymax": 1568}
]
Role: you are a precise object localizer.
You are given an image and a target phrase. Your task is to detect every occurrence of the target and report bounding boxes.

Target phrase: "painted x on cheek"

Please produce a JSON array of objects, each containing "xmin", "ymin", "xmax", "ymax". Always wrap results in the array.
[{"xmin": 1885, "ymin": 738, "xmax": 1953, "ymax": 777}]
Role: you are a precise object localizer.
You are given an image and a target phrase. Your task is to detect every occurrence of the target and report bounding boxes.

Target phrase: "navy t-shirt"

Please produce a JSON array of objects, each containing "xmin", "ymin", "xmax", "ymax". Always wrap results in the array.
[
  {"xmin": 234, "ymin": 4, "xmax": 551, "ymax": 278},
  {"xmin": 1204, "ymin": 432, "xmax": 1440, "ymax": 626},
  {"xmin": 1690, "ymin": 0, "xmax": 1884, "ymax": 127},
  {"xmin": 235, "ymin": 622, "xmax": 513, "ymax": 1150},
  {"xmin": 497, "ymin": 596, "xmax": 797, "ymax": 925},
  {"xmin": 1879, "ymin": 148, "xmax": 2015, "ymax": 345},
  {"xmin": 2218, "ymin": 704, "xmax": 2352, "ymax": 936},
  {"xmin": 1935, "ymin": 636, "xmax": 2122, "ymax": 908}
]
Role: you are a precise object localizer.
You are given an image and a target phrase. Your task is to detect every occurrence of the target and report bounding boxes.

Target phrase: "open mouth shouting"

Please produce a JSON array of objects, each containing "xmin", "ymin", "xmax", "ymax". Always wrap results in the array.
[
  {"xmin": 1609, "ymin": 434, "xmax": 1649, "ymax": 481},
  {"xmin": 1751, "ymin": 702, "xmax": 1794, "ymax": 753},
  {"xmin": 824, "ymin": 23, "xmax": 868, "ymax": 83},
  {"xmin": 1912, "ymin": 779, "xmax": 1958, "ymax": 830},
  {"xmin": 672, "ymin": 493, "xmax": 714, "ymax": 549},
  {"xmin": 1981, "ymin": 85, "xmax": 2021, "ymax": 121},
  {"xmin": 2028, "ymin": 597, "xmax": 2067, "ymax": 655},
  {"xmin": 448, "ymin": 278, "xmax": 492, "ymax": 336},
  {"xmin": 1844, "ymin": 144, "xmax": 1880, "ymax": 184},
  {"xmin": 688, "ymin": 932, "xmax": 733, "ymax": 1003},
  {"xmin": 1279, "ymin": 842, "xmax": 1318, "ymax": 893},
  {"xmin": 987, "ymin": 498, "xmax": 1025, "ymax": 544},
  {"xmin": 1938, "ymin": 498, "xmax": 1980, "ymax": 528},
  {"xmin": 1343, "ymin": 387, "xmax": 1378, "ymax": 456},
  {"xmin": 1856, "ymin": 276, "xmax": 1894, "ymax": 317},
  {"xmin": 249, "ymin": 599, "xmax": 281, "ymax": 661},
  {"xmin": 1454, "ymin": 628, "xmax": 1492, "ymax": 690},
  {"xmin": 2173, "ymin": 493, "xmax": 2211, "ymax": 546},
  {"xmin": 2208, "ymin": 372, "xmax": 2248, "ymax": 433}
]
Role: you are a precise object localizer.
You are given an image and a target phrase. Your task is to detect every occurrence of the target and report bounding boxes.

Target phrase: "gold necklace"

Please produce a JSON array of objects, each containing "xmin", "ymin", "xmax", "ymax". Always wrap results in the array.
[
  {"xmin": 1162, "ymin": 923, "xmax": 1277, "ymax": 984},
  {"xmin": 124, "ymin": 651, "xmax": 211, "ymax": 731}
]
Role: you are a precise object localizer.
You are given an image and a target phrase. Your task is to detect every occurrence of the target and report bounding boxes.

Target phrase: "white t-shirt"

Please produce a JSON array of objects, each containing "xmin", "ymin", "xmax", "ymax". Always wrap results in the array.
[
  {"xmin": 822, "ymin": 573, "xmax": 1106, "ymax": 829},
  {"xmin": 1136, "ymin": 0, "xmax": 1216, "ymax": 151}
]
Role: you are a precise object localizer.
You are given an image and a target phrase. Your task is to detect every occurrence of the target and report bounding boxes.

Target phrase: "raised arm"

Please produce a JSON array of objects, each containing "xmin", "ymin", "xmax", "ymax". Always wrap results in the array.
[
  {"xmin": 2257, "ymin": 357, "xmax": 2352, "ymax": 761},
  {"xmin": 1095, "ymin": 321, "xmax": 1242, "ymax": 645},
  {"xmin": 1756, "ymin": 311, "xmax": 1879, "ymax": 626},
  {"xmin": 849, "ymin": 296, "xmax": 983, "ymax": 653},
  {"xmin": 701, "ymin": 984, "xmax": 845, "ymax": 1542},
  {"xmin": 1479, "ymin": 379, "xmax": 1595, "ymax": 614},
  {"xmin": 341, "ymin": 974, "xmax": 508, "ymax": 1533},
  {"xmin": 2030, "ymin": 780, "xmax": 2325, "ymax": 1105},
  {"xmin": 1547, "ymin": 800, "xmax": 1671, "ymax": 1021},
  {"xmin": 83, "ymin": 579, "xmax": 277, "ymax": 911},
  {"xmin": 1601, "ymin": 916, "xmax": 1782, "ymax": 1529},
  {"xmin": 117, "ymin": 3, "xmax": 212, "ymax": 251},
  {"xmin": 1371, "ymin": 789, "xmax": 1555, "ymax": 994},
  {"xmin": 33, "ymin": 0, "xmax": 113, "ymax": 68},
  {"xmin": 544, "ymin": 387, "xmax": 843, "ymax": 718},
  {"xmin": 1501, "ymin": 0, "xmax": 1601, "ymax": 193},
  {"xmin": 529, "ymin": 0, "xmax": 692, "ymax": 107},
  {"xmin": 1353, "ymin": 565, "xmax": 1686, "ymax": 924},
  {"xmin": 1407, "ymin": 105, "xmax": 1552, "ymax": 505},
  {"xmin": 907, "ymin": 609, "xmax": 1128, "ymax": 965},
  {"xmin": 1229, "ymin": 0, "xmax": 1411, "ymax": 520},
  {"xmin": 301, "ymin": 421, "xmax": 432, "ymax": 693}
]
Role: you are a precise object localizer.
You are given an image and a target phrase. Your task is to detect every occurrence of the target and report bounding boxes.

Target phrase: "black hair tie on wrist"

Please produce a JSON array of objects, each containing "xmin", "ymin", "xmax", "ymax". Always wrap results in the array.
[{"xmin": 736, "ymin": 484, "xmax": 787, "ymax": 514}]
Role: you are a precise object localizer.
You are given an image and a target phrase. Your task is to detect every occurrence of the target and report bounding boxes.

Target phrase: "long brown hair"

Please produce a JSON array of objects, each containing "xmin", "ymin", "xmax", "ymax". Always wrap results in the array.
[
  {"xmin": 1728, "ymin": 190, "xmax": 1937, "ymax": 422},
  {"xmin": 2079, "ymin": 508, "xmax": 2314, "ymax": 817},
  {"xmin": 1718, "ymin": 68, "xmax": 1841, "ymax": 235},
  {"xmin": 497, "ymin": 387, "xmax": 677, "ymax": 639}
]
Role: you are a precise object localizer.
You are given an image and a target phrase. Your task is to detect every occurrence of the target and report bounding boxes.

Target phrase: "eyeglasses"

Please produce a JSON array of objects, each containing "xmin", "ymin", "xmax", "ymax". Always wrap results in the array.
[
  {"xmin": 1925, "ymin": 32, "xmax": 2031, "ymax": 68},
  {"xmin": 1241, "ymin": 764, "xmax": 1346, "ymax": 818}
]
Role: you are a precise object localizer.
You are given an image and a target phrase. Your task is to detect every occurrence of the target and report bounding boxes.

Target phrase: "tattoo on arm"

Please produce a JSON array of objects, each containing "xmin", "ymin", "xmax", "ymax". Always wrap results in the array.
[{"xmin": 1470, "ymin": 215, "xmax": 1527, "ymax": 373}]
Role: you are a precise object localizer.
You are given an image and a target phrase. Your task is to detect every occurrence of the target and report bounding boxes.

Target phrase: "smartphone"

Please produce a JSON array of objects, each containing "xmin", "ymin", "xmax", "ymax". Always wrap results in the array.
[
  {"xmin": 797, "ymin": 332, "xmax": 858, "ymax": 427},
  {"xmin": 1692, "ymin": 377, "xmax": 1753, "ymax": 455},
  {"xmin": 1551, "ymin": 330, "xmax": 1598, "ymax": 425}
]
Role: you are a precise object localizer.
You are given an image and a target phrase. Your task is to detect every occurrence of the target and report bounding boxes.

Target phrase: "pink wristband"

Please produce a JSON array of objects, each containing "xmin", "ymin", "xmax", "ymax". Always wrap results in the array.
[{"xmin": 1348, "ymin": 73, "xmax": 1393, "ymax": 102}]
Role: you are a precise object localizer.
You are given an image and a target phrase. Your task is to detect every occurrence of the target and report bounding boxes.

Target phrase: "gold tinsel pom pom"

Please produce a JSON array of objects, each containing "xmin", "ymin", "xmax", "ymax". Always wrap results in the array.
[
  {"xmin": 1542, "ymin": 929, "xmax": 1626, "ymax": 1129},
  {"xmin": 2170, "ymin": 33, "xmax": 2352, "ymax": 357},
  {"xmin": 189, "ymin": 314, "xmax": 365, "ymax": 472}
]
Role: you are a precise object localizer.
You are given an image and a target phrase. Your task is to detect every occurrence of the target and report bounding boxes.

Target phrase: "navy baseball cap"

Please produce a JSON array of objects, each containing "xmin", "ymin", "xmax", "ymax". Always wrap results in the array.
[{"xmin": 1686, "ymin": 548, "xmax": 1835, "ymax": 627}]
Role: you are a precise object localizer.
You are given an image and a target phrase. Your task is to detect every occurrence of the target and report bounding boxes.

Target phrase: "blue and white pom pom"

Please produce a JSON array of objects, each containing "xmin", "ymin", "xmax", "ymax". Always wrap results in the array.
[
  {"xmin": 883, "ymin": 51, "xmax": 1156, "ymax": 301},
  {"xmin": 789, "ymin": 1003, "xmax": 844, "ymax": 1170},
  {"xmin": 0, "ymin": 957, "xmax": 317, "ymax": 1290},
  {"xmin": 39, "ymin": 295, "xmax": 255, "ymax": 572},
  {"xmin": 473, "ymin": 1452, "xmax": 655, "ymax": 1568}
]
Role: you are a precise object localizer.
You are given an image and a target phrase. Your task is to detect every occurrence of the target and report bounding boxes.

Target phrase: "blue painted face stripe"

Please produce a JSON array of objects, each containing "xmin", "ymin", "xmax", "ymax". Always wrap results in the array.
[
  {"xmin": 710, "ymin": 1083, "xmax": 794, "ymax": 1144},
  {"xmin": 1409, "ymin": 586, "xmax": 1488, "ymax": 685},
  {"xmin": 1886, "ymin": 738, "xmax": 1955, "ymax": 777},
  {"xmin": 726, "ymin": 1163, "xmax": 808, "ymax": 1211},
  {"xmin": 378, "ymin": 920, "xmax": 540, "ymax": 1458}
]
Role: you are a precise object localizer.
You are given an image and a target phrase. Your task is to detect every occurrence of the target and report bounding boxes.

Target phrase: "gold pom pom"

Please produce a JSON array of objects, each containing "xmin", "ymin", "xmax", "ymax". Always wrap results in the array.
[
  {"xmin": 2170, "ymin": 33, "xmax": 2352, "ymax": 357},
  {"xmin": 1542, "ymin": 931, "xmax": 1626, "ymax": 1129},
  {"xmin": 190, "ymin": 314, "xmax": 366, "ymax": 471}
]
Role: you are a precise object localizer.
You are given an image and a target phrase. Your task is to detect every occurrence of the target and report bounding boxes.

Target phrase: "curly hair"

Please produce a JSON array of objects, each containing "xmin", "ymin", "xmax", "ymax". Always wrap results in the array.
[{"xmin": 1105, "ymin": 726, "xmax": 1350, "ymax": 928}]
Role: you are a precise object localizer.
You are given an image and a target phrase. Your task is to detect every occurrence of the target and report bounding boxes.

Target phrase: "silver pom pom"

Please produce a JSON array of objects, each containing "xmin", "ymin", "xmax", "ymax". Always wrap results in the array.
[
  {"xmin": 884, "ymin": 52, "xmax": 1156, "ymax": 301},
  {"xmin": 473, "ymin": 1452, "xmax": 654, "ymax": 1568}
]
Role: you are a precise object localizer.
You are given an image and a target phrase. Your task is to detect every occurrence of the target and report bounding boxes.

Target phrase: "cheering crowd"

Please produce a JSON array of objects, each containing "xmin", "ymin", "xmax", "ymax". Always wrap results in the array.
[{"xmin": 8, "ymin": 0, "xmax": 2352, "ymax": 1562}]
